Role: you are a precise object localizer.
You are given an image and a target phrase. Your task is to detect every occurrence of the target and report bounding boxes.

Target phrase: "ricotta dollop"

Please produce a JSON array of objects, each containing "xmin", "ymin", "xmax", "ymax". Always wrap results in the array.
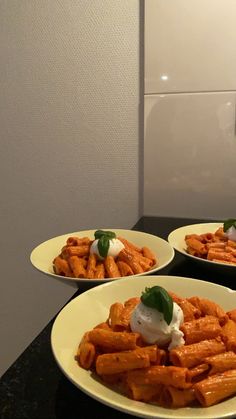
[
  {"xmin": 90, "ymin": 238, "xmax": 124, "ymax": 260},
  {"xmin": 225, "ymin": 225, "xmax": 236, "ymax": 241},
  {"xmin": 130, "ymin": 301, "xmax": 185, "ymax": 350}
]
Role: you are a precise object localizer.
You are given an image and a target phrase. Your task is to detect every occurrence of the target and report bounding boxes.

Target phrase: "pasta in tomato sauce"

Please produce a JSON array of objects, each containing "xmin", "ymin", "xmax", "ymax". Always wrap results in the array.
[
  {"xmin": 185, "ymin": 226, "xmax": 236, "ymax": 265},
  {"xmin": 76, "ymin": 289, "xmax": 236, "ymax": 409},
  {"xmin": 53, "ymin": 232, "xmax": 157, "ymax": 280}
]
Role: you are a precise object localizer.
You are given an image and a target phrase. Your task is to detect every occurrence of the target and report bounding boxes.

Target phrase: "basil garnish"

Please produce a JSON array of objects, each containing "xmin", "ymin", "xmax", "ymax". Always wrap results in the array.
[
  {"xmin": 94, "ymin": 230, "xmax": 116, "ymax": 258},
  {"xmin": 141, "ymin": 286, "xmax": 173, "ymax": 325},
  {"xmin": 223, "ymin": 219, "xmax": 236, "ymax": 232},
  {"xmin": 95, "ymin": 230, "xmax": 116, "ymax": 240},
  {"xmin": 97, "ymin": 235, "xmax": 110, "ymax": 258}
]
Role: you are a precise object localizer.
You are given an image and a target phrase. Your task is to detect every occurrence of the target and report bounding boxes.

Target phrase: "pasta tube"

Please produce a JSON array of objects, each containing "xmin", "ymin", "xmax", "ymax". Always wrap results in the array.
[
  {"xmin": 53, "ymin": 256, "xmax": 73, "ymax": 277},
  {"xmin": 94, "ymin": 263, "xmax": 105, "ymax": 279},
  {"xmin": 178, "ymin": 299, "xmax": 201, "ymax": 322},
  {"xmin": 128, "ymin": 382, "xmax": 162, "ymax": 402},
  {"xmin": 100, "ymin": 372, "xmax": 126, "ymax": 384},
  {"xmin": 181, "ymin": 315, "xmax": 221, "ymax": 345},
  {"xmin": 120, "ymin": 245, "xmax": 154, "ymax": 269},
  {"xmin": 207, "ymin": 249, "xmax": 236, "ymax": 262},
  {"xmin": 194, "ymin": 369, "xmax": 236, "ymax": 407},
  {"xmin": 117, "ymin": 237, "xmax": 142, "ymax": 253},
  {"xmin": 78, "ymin": 341, "xmax": 96, "ymax": 369},
  {"xmin": 116, "ymin": 261, "xmax": 134, "ymax": 277},
  {"xmin": 187, "ymin": 296, "xmax": 227, "ymax": 324},
  {"xmin": 126, "ymin": 365, "xmax": 191, "ymax": 389},
  {"xmin": 68, "ymin": 256, "xmax": 86, "ymax": 278},
  {"xmin": 221, "ymin": 319, "xmax": 236, "ymax": 351},
  {"xmin": 118, "ymin": 249, "xmax": 144, "ymax": 274},
  {"xmin": 66, "ymin": 236, "xmax": 91, "ymax": 246},
  {"xmin": 169, "ymin": 337, "xmax": 226, "ymax": 368},
  {"xmin": 227, "ymin": 308, "xmax": 236, "ymax": 322},
  {"xmin": 62, "ymin": 245, "xmax": 90, "ymax": 258},
  {"xmin": 160, "ymin": 386, "xmax": 196, "ymax": 408},
  {"xmin": 108, "ymin": 302, "xmax": 124, "ymax": 330},
  {"xmin": 141, "ymin": 246, "xmax": 157, "ymax": 265},
  {"xmin": 228, "ymin": 240, "xmax": 236, "ymax": 248},
  {"xmin": 96, "ymin": 349, "xmax": 150, "ymax": 375},
  {"xmin": 104, "ymin": 256, "xmax": 121, "ymax": 278},
  {"xmin": 200, "ymin": 232, "xmax": 215, "ymax": 242},
  {"xmin": 77, "ymin": 332, "xmax": 96, "ymax": 369},
  {"xmin": 136, "ymin": 345, "xmax": 158, "ymax": 363},
  {"xmin": 185, "ymin": 233, "xmax": 202, "ymax": 240},
  {"xmin": 88, "ymin": 328, "xmax": 139, "ymax": 351},
  {"xmin": 187, "ymin": 352, "xmax": 236, "ymax": 382},
  {"xmin": 205, "ymin": 351, "xmax": 236, "ymax": 375},
  {"xmin": 111, "ymin": 297, "xmax": 140, "ymax": 331},
  {"xmin": 94, "ymin": 322, "xmax": 111, "ymax": 331},
  {"xmin": 167, "ymin": 291, "xmax": 183, "ymax": 304},
  {"xmin": 138, "ymin": 259, "xmax": 153, "ymax": 271},
  {"xmin": 206, "ymin": 242, "xmax": 226, "ymax": 249},
  {"xmin": 185, "ymin": 237, "xmax": 207, "ymax": 255},
  {"xmin": 214, "ymin": 227, "xmax": 226, "ymax": 238},
  {"xmin": 187, "ymin": 363, "xmax": 209, "ymax": 383},
  {"xmin": 86, "ymin": 254, "xmax": 97, "ymax": 279}
]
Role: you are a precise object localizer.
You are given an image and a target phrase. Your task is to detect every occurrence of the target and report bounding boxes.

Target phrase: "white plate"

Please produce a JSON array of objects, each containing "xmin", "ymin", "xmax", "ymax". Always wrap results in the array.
[
  {"xmin": 51, "ymin": 275, "xmax": 236, "ymax": 419},
  {"xmin": 168, "ymin": 222, "xmax": 236, "ymax": 271},
  {"xmin": 30, "ymin": 229, "xmax": 174, "ymax": 283}
]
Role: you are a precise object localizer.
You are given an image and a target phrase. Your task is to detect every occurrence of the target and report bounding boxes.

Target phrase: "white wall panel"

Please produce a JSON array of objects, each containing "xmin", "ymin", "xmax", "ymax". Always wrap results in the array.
[
  {"xmin": 145, "ymin": 0, "xmax": 236, "ymax": 94},
  {"xmin": 144, "ymin": 92, "xmax": 236, "ymax": 219}
]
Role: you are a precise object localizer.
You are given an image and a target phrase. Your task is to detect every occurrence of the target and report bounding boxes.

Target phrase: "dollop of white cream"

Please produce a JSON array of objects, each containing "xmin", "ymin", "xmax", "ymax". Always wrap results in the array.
[
  {"xmin": 90, "ymin": 238, "xmax": 124, "ymax": 260},
  {"xmin": 130, "ymin": 301, "xmax": 185, "ymax": 350},
  {"xmin": 226, "ymin": 226, "xmax": 236, "ymax": 241}
]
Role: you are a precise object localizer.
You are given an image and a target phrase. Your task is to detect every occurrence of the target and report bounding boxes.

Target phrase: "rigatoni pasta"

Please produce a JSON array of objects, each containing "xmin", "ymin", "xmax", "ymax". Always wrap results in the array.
[
  {"xmin": 185, "ymin": 226, "xmax": 236, "ymax": 265},
  {"xmin": 180, "ymin": 315, "xmax": 221, "ymax": 345},
  {"xmin": 76, "ymin": 290, "xmax": 236, "ymax": 410},
  {"xmin": 160, "ymin": 386, "xmax": 196, "ymax": 408},
  {"xmin": 194, "ymin": 369, "xmax": 236, "ymax": 407},
  {"xmin": 53, "ymin": 230, "xmax": 158, "ymax": 280}
]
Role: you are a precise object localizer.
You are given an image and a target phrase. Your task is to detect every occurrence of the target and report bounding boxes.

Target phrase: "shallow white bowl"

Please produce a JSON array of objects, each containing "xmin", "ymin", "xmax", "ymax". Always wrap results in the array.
[
  {"xmin": 30, "ymin": 229, "xmax": 174, "ymax": 283},
  {"xmin": 168, "ymin": 222, "xmax": 236, "ymax": 271},
  {"xmin": 51, "ymin": 275, "xmax": 236, "ymax": 419}
]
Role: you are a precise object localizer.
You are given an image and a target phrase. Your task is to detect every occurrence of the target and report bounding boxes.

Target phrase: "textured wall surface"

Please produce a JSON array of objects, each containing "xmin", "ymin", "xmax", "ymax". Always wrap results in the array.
[{"xmin": 0, "ymin": 0, "xmax": 140, "ymax": 376}]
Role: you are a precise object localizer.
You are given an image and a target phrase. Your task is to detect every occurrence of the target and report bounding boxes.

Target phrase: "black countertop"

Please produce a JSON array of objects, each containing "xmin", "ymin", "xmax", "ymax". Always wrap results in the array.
[{"xmin": 0, "ymin": 216, "xmax": 235, "ymax": 419}]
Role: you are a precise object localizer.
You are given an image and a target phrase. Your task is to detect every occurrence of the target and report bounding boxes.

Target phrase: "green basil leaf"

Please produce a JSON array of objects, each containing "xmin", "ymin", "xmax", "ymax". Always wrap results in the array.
[
  {"xmin": 95, "ymin": 230, "xmax": 107, "ymax": 239},
  {"xmin": 223, "ymin": 219, "xmax": 236, "ymax": 232},
  {"xmin": 105, "ymin": 231, "xmax": 116, "ymax": 239},
  {"xmin": 94, "ymin": 230, "xmax": 116, "ymax": 240},
  {"xmin": 141, "ymin": 286, "xmax": 173, "ymax": 325},
  {"xmin": 98, "ymin": 235, "xmax": 110, "ymax": 257}
]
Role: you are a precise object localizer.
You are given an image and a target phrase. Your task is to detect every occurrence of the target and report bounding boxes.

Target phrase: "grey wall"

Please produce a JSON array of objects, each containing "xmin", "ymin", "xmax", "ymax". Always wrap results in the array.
[{"xmin": 0, "ymin": 0, "xmax": 141, "ymax": 377}]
